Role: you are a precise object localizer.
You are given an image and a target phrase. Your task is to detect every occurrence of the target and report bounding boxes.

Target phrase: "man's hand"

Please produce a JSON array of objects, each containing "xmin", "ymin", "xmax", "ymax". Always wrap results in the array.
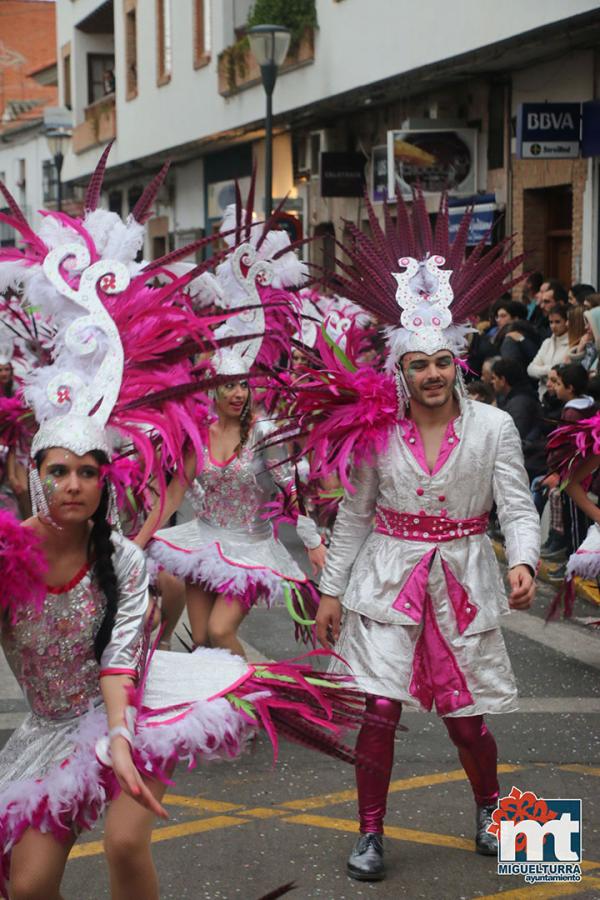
[
  {"xmin": 507, "ymin": 564, "xmax": 536, "ymax": 610},
  {"xmin": 316, "ymin": 594, "xmax": 342, "ymax": 648}
]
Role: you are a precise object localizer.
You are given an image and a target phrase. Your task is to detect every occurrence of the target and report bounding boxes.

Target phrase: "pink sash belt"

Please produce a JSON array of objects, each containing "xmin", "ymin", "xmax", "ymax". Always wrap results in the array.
[{"xmin": 375, "ymin": 506, "xmax": 489, "ymax": 543}]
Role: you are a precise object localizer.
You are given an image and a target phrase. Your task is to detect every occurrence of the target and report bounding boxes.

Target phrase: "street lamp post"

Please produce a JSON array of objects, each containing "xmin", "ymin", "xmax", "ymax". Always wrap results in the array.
[
  {"xmin": 46, "ymin": 129, "xmax": 71, "ymax": 212},
  {"xmin": 247, "ymin": 24, "xmax": 291, "ymax": 219}
]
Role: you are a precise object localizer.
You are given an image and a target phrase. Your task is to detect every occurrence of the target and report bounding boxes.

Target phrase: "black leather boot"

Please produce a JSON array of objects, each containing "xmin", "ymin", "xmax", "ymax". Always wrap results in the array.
[
  {"xmin": 475, "ymin": 804, "xmax": 498, "ymax": 856},
  {"xmin": 347, "ymin": 832, "xmax": 385, "ymax": 881}
]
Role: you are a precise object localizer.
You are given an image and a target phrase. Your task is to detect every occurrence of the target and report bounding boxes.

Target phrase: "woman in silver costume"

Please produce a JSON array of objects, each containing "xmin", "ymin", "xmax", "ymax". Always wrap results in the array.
[{"xmin": 137, "ymin": 352, "xmax": 326, "ymax": 657}]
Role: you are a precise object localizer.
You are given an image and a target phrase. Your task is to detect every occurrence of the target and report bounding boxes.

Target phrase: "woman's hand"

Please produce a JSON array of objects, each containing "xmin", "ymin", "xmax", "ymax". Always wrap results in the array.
[
  {"xmin": 307, "ymin": 543, "xmax": 327, "ymax": 576},
  {"xmin": 110, "ymin": 736, "xmax": 168, "ymax": 819}
]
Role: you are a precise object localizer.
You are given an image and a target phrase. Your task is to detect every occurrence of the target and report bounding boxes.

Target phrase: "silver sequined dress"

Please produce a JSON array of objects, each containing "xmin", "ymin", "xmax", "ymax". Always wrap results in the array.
[{"xmin": 147, "ymin": 419, "xmax": 315, "ymax": 610}]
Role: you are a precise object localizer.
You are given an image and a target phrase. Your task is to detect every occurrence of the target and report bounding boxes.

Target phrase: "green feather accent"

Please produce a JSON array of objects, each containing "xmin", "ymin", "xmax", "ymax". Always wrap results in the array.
[
  {"xmin": 283, "ymin": 583, "xmax": 315, "ymax": 626},
  {"xmin": 226, "ymin": 693, "xmax": 257, "ymax": 719},
  {"xmin": 321, "ymin": 323, "xmax": 357, "ymax": 373}
]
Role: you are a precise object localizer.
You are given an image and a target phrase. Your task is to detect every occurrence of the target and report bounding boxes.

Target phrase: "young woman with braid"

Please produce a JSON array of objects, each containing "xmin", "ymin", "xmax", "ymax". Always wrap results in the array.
[{"xmin": 0, "ymin": 445, "xmax": 168, "ymax": 900}]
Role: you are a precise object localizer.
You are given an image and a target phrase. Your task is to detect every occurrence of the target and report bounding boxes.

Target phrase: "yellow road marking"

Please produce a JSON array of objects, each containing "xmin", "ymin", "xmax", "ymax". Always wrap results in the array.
[
  {"xmin": 282, "ymin": 813, "xmax": 474, "ymax": 851},
  {"xmin": 71, "ymin": 815, "xmax": 249, "ymax": 859},
  {"xmin": 280, "ymin": 764, "xmax": 523, "ymax": 811},
  {"xmin": 477, "ymin": 876, "xmax": 600, "ymax": 899},
  {"xmin": 242, "ymin": 807, "xmax": 287, "ymax": 818},
  {"xmin": 557, "ymin": 764, "xmax": 600, "ymax": 778},
  {"xmin": 163, "ymin": 794, "xmax": 243, "ymax": 813}
]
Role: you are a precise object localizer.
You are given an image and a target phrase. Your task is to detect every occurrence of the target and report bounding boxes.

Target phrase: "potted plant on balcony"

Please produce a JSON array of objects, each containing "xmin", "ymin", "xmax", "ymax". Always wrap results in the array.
[{"xmin": 218, "ymin": 0, "xmax": 317, "ymax": 95}]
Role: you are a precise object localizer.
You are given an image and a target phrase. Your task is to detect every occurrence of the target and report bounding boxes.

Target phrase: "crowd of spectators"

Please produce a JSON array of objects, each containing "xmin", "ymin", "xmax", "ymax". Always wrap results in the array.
[{"xmin": 466, "ymin": 272, "xmax": 599, "ymax": 578}]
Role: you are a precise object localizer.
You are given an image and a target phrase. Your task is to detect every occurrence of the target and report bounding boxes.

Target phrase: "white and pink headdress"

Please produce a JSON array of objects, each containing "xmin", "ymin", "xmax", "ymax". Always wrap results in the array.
[
  {"xmin": 0, "ymin": 146, "xmax": 231, "ymax": 521},
  {"xmin": 335, "ymin": 189, "xmax": 524, "ymax": 371},
  {"xmin": 211, "ymin": 190, "xmax": 307, "ymax": 379}
]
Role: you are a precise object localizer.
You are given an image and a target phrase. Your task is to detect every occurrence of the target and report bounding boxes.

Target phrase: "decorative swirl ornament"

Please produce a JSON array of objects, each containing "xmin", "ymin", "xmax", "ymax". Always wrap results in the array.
[
  {"xmin": 213, "ymin": 242, "xmax": 275, "ymax": 376},
  {"xmin": 30, "ymin": 243, "xmax": 129, "ymax": 458},
  {"xmin": 41, "ymin": 243, "xmax": 128, "ymax": 424}
]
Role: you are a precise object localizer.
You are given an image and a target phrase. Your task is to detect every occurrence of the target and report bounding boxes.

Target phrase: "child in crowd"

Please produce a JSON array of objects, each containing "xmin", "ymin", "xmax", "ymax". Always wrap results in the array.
[{"xmin": 542, "ymin": 365, "xmax": 597, "ymax": 573}]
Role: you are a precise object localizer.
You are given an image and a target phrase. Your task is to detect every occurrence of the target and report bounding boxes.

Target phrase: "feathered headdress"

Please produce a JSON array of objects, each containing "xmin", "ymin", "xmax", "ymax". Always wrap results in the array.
[
  {"xmin": 0, "ymin": 146, "xmax": 233, "ymax": 519},
  {"xmin": 333, "ymin": 188, "xmax": 524, "ymax": 367},
  {"xmin": 211, "ymin": 174, "xmax": 307, "ymax": 378}
]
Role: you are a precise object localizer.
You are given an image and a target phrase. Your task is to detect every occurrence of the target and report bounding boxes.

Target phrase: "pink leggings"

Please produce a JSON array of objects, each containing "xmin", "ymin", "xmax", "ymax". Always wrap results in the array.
[{"xmin": 355, "ymin": 695, "xmax": 499, "ymax": 834}]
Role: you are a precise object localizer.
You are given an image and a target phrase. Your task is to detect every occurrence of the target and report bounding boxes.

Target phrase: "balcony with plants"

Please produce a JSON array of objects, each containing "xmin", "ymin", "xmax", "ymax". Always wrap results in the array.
[{"xmin": 218, "ymin": 0, "xmax": 317, "ymax": 97}]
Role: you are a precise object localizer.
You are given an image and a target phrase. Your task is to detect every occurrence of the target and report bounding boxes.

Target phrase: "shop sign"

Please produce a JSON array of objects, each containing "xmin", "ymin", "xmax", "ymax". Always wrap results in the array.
[
  {"xmin": 448, "ymin": 194, "xmax": 496, "ymax": 246},
  {"xmin": 386, "ymin": 129, "xmax": 477, "ymax": 199},
  {"xmin": 371, "ymin": 145, "xmax": 388, "ymax": 202},
  {"xmin": 516, "ymin": 103, "xmax": 581, "ymax": 159},
  {"xmin": 320, "ymin": 152, "xmax": 366, "ymax": 197}
]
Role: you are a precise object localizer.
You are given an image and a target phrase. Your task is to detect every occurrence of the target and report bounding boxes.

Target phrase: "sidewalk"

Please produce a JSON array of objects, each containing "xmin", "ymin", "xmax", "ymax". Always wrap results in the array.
[{"xmin": 492, "ymin": 539, "xmax": 600, "ymax": 609}]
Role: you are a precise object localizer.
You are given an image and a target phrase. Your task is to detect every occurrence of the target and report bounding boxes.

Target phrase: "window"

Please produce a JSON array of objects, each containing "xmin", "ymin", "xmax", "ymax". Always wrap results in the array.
[
  {"xmin": 194, "ymin": 0, "xmax": 211, "ymax": 68},
  {"xmin": 125, "ymin": 1, "xmax": 138, "ymax": 99},
  {"xmin": 87, "ymin": 54, "xmax": 115, "ymax": 105},
  {"xmin": 488, "ymin": 82, "xmax": 505, "ymax": 170},
  {"xmin": 62, "ymin": 44, "xmax": 72, "ymax": 110},
  {"xmin": 42, "ymin": 160, "xmax": 58, "ymax": 204},
  {"xmin": 156, "ymin": 0, "xmax": 172, "ymax": 85},
  {"xmin": 108, "ymin": 190, "xmax": 123, "ymax": 216}
]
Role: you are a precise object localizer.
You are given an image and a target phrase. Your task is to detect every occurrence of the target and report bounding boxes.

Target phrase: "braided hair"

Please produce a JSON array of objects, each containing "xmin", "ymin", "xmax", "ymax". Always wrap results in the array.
[
  {"xmin": 237, "ymin": 391, "xmax": 253, "ymax": 454},
  {"xmin": 35, "ymin": 448, "xmax": 120, "ymax": 663}
]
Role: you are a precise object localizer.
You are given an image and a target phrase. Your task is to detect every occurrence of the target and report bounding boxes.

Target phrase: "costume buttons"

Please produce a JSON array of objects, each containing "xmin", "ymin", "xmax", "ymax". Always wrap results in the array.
[
  {"xmin": 448, "ymin": 437, "xmax": 455, "ymax": 444},
  {"xmin": 466, "ymin": 606, "xmax": 472, "ymax": 613},
  {"xmin": 416, "ymin": 488, "xmax": 424, "ymax": 496},
  {"xmin": 453, "ymin": 690, "xmax": 460, "ymax": 696},
  {"xmin": 413, "ymin": 518, "xmax": 420, "ymax": 524},
  {"xmin": 408, "ymin": 437, "xmax": 416, "ymax": 444},
  {"xmin": 405, "ymin": 602, "xmax": 411, "ymax": 608},
  {"xmin": 438, "ymin": 494, "xmax": 446, "ymax": 502}
]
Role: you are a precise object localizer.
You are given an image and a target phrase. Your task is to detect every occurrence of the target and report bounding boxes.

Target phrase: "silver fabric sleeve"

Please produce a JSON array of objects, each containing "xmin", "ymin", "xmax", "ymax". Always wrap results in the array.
[
  {"xmin": 296, "ymin": 513, "xmax": 321, "ymax": 549},
  {"xmin": 100, "ymin": 536, "xmax": 149, "ymax": 674},
  {"xmin": 492, "ymin": 416, "xmax": 540, "ymax": 573},
  {"xmin": 319, "ymin": 463, "xmax": 379, "ymax": 597}
]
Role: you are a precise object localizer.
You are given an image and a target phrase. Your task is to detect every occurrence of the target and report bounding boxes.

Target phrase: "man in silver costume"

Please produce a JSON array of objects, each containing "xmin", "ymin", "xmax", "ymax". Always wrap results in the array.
[
  {"xmin": 310, "ymin": 224, "xmax": 541, "ymax": 880},
  {"xmin": 318, "ymin": 345, "xmax": 539, "ymax": 880}
]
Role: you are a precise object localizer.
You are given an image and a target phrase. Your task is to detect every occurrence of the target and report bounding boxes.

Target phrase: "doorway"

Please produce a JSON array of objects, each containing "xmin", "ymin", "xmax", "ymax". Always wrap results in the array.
[{"xmin": 523, "ymin": 185, "xmax": 572, "ymax": 284}]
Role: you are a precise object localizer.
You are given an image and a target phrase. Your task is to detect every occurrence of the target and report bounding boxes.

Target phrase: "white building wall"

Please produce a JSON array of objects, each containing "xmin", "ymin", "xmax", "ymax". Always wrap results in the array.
[
  {"xmin": 511, "ymin": 51, "xmax": 595, "ymax": 112},
  {"xmin": 55, "ymin": 0, "xmax": 600, "ymax": 183},
  {"xmin": 174, "ymin": 159, "xmax": 206, "ymax": 232},
  {"xmin": 0, "ymin": 130, "xmax": 53, "ymax": 231}
]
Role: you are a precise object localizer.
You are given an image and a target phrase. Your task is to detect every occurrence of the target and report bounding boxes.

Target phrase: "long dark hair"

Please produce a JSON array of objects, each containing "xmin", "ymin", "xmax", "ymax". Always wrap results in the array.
[{"xmin": 36, "ymin": 448, "xmax": 119, "ymax": 662}]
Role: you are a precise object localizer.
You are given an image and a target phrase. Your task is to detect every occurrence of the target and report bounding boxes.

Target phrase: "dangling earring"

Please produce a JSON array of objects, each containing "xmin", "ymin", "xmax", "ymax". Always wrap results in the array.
[
  {"xmin": 454, "ymin": 365, "xmax": 468, "ymax": 399},
  {"xmin": 107, "ymin": 479, "xmax": 123, "ymax": 535},
  {"xmin": 29, "ymin": 465, "xmax": 50, "ymax": 519},
  {"xmin": 395, "ymin": 367, "xmax": 410, "ymax": 419}
]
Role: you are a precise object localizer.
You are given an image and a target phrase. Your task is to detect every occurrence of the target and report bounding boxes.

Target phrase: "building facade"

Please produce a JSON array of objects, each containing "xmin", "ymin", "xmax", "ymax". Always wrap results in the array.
[{"xmin": 44, "ymin": 1, "xmax": 600, "ymax": 287}]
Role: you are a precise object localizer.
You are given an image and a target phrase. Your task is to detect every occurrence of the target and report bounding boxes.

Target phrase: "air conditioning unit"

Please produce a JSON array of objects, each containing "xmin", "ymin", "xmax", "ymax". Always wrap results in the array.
[{"xmin": 298, "ymin": 129, "xmax": 337, "ymax": 177}]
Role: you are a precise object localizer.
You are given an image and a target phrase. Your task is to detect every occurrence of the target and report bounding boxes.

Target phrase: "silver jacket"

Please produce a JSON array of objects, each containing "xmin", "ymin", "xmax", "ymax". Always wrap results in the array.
[{"xmin": 319, "ymin": 399, "xmax": 540, "ymax": 635}]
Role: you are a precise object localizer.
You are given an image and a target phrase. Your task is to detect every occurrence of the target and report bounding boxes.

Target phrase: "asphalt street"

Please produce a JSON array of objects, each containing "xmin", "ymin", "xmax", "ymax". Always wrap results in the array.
[{"xmin": 1, "ymin": 569, "xmax": 599, "ymax": 899}]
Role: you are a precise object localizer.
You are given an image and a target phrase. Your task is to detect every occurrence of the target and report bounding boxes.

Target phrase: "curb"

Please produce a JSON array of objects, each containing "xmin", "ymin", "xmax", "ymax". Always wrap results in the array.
[{"xmin": 491, "ymin": 540, "xmax": 600, "ymax": 609}]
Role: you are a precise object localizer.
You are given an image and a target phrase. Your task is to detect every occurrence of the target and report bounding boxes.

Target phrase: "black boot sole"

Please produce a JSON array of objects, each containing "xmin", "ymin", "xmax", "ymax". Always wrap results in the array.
[
  {"xmin": 475, "ymin": 843, "xmax": 498, "ymax": 856},
  {"xmin": 347, "ymin": 864, "xmax": 386, "ymax": 881}
]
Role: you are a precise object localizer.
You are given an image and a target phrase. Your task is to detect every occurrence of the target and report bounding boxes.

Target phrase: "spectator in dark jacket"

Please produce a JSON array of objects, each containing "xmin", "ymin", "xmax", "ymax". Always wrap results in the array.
[{"xmin": 491, "ymin": 358, "xmax": 541, "ymax": 444}]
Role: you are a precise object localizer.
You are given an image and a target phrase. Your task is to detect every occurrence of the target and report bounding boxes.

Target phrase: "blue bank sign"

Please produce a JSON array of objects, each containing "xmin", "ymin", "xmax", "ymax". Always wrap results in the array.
[{"xmin": 516, "ymin": 103, "xmax": 581, "ymax": 159}]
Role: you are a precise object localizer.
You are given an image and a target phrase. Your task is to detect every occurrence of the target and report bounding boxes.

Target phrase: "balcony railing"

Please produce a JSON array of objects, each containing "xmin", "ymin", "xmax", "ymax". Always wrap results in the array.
[
  {"xmin": 217, "ymin": 27, "xmax": 315, "ymax": 97},
  {"xmin": 72, "ymin": 93, "xmax": 116, "ymax": 155}
]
